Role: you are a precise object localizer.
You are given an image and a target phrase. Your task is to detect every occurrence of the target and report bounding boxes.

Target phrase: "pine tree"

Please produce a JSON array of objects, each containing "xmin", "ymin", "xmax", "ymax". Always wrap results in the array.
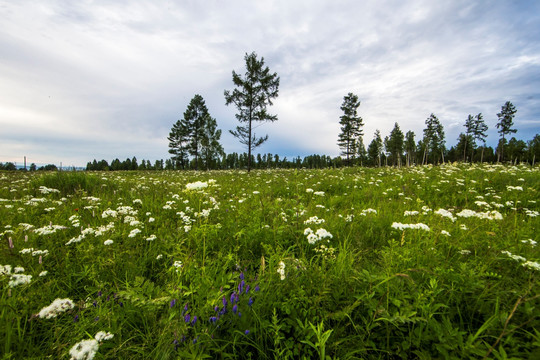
[
  {"xmin": 224, "ymin": 52, "xmax": 280, "ymax": 172},
  {"xmin": 472, "ymin": 113, "xmax": 488, "ymax": 163},
  {"xmin": 200, "ymin": 114, "xmax": 224, "ymax": 170},
  {"xmin": 168, "ymin": 119, "xmax": 190, "ymax": 169},
  {"xmin": 404, "ymin": 131, "xmax": 416, "ymax": 166},
  {"xmin": 422, "ymin": 113, "xmax": 445, "ymax": 164},
  {"xmin": 386, "ymin": 122, "xmax": 404, "ymax": 166},
  {"xmin": 367, "ymin": 130, "xmax": 383, "ymax": 167},
  {"xmin": 184, "ymin": 94, "xmax": 211, "ymax": 170},
  {"xmin": 337, "ymin": 93, "xmax": 363, "ymax": 166},
  {"xmin": 463, "ymin": 114, "xmax": 475, "ymax": 162},
  {"xmin": 496, "ymin": 101, "xmax": 517, "ymax": 162}
]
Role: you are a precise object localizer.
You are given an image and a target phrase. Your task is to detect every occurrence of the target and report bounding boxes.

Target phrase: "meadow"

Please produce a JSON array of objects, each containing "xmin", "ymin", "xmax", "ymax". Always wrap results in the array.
[{"xmin": 1, "ymin": 164, "xmax": 539, "ymax": 359}]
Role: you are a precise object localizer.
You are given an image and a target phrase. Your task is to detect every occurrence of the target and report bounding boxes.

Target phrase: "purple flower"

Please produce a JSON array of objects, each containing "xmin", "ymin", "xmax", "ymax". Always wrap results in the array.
[
  {"xmin": 209, "ymin": 316, "xmax": 217, "ymax": 323},
  {"xmin": 97, "ymin": 291, "xmax": 102, "ymax": 297},
  {"xmin": 245, "ymin": 284, "xmax": 250, "ymax": 294},
  {"xmin": 92, "ymin": 301, "xmax": 97, "ymax": 307},
  {"xmin": 94, "ymin": 316, "xmax": 99, "ymax": 322},
  {"xmin": 245, "ymin": 330, "xmax": 250, "ymax": 335},
  {"xmin": 238, "ymin": 280, "xmax": 245, "ymax": 294},
  {"xmin": 230, "ymin": 292, "xmax": 236, "ymax": 304},
  {"xmin": 233, "ymin": 304, "xmax": 238, "ymax": 314},
  {"xmin": 254, "ymin": 285, "xmax": 260, "ymax": 292},
  {"xmin": 191, "ymin": 315, "xmax": 197, "ymax": 326},
  {"xmin": 239, "ymin": 272, "xmax": 244, "ymax": 280},
  {"xmin": 184, "ymin": 314, "xmax": 191, "ymax": 323},
  {"xmin": 214, "ymin": 306, "xmax": 219, "ymax": 312},
  {"xmin": 170, "ymin": 299, "xmax": 177, "ymax": 308},
  {"xmin": 73, "ymin": 315, "xmax": 79, "ymax": 323},
  {"xmin": 248, "ymin": 297, "xmax": 254, "ymax": 307},
  {"xmin": 222, "ymin": 297, "xmax": 227, "ymax": 307}
]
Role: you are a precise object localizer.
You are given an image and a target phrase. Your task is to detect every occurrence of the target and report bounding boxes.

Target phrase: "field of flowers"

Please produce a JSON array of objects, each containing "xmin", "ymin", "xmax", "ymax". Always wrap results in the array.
[{"xmin": 1, "ymin": 164, "xmax": 539, "ymax": 359}]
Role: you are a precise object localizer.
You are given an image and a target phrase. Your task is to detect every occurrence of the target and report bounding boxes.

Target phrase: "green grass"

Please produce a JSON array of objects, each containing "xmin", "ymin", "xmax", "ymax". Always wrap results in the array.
[{"xmin": 1, "ymin": 164, "xmax": 539, "ymax": 359}]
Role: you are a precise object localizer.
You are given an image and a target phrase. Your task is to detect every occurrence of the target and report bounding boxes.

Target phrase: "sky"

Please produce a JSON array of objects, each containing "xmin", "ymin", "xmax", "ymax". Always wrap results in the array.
[{"xmin": 1, "ymin": 0, "xmax": 540, "ymax": 167}]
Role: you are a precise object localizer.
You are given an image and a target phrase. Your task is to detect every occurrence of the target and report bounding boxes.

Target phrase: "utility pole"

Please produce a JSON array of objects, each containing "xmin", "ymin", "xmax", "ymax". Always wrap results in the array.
[{"xmin": 24, "ymin": 156, "xmax": 27, "ymax": 170}]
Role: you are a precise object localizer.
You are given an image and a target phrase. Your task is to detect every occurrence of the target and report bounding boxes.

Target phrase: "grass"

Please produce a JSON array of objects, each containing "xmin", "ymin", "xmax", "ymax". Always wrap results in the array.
[{"xmin": 0, "ymin": 163, "xmax": 539, "ymax": 359}]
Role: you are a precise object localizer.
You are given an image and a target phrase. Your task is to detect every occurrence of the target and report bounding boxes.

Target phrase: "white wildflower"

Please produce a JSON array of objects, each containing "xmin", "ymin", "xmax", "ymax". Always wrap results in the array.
[
  {"xmin": 458, "ymin": 249, "xmax": 471, "ymax": 255},
  {"xmin": 146, "ymin": 234, "xmax": 157, "ymax": 241},
  {"xmin": 391, "ymin": 222, "xmax": 430, "ymax": 231},
  {"xmin": 94, "ymin": 331, "xmax": 114, "ymax": 342},
  {"xmin": 69, "ymin": 339, "xmax": 99, "ymax": 360},
  {"xmin": 185, "ymin": 181, "xmax": 208, "ymax": 191},
  {"xmin": 39, "ymin": 271, "xmax": 48, "ymax": 277},
  {"xmin": 404, "ymin": 210, "xmax": 419, "ymax": 216},
  {"xmin": 9, "ymin": 274, "xmax": 32, "ymax": 287},
  {"xmin": 313, "ymin": 191, "xmax": 325, "ymax": 196},
  {"xmin": 441, "ymin": 230, "xmax": 451, "ymax": 237},
  {"xmin": 522, "ymin": 261, "xmax": 540, "ymax": 271},
  {"xmin": 434, "ymin": 209, "xmax": 456, "ymax": 222},
  {"xmin": 38, "ymin": 298, "xmax": 75, "ymax": 319},
  {"xmin": 103, "ymin": 239, "xmax": 114, "ymax": 246},
  {"xmin": 304, "ymin": 216, "xmax": 325, "ymax": 225},
  {"xmin": 277, "ymin": 261, "xmax": 286, "ymax": 280},
  {"xmin": 521, "ymin": 239, "xmax": 537, "ymax": 246}
]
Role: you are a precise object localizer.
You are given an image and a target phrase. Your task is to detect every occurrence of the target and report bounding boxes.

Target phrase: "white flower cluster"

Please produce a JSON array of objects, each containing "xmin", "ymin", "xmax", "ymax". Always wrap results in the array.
[
  {"xmin": 9, "ymin": 274, "xmax": 32, "ymax": 287},
  {"xmin": 500, "ymin": 250, "xmax": 540, "ymax": 271},
  {"xmin": 38, "ymin": 298, "xmax": 75, "ymax": 319},
  {"xmin": 38, "ymin": 186, "xmax": 60, "ymax": 194},
  {"xmin": 391, "ymin": 222, "xmax": 431, "ymax": 232},
  {"xmin": 313, "ymin": 191, "xmax": 325, "ymax": 197},
  {"xmin": 34, "ymin": 224, "xmax": 67, "ymax": 236},
  {"xmin": 404, "ymin": 210, "xmax": 419, "ymax": 216},
  {"xmin": 434, "ymin": 209, "xmax": 456, "ymax": 222},
  {"xmin": 277, "ymin": 261, "xmax": 286, "ymax": 280},
  {"xmin": 69, "ymin": 331, "xmax": 114, "ymax": 360},
  {"xmin": 304, "ymin": 228, "xmax": 333, "ymax": 244},
  {"xmin": 506, "ymin": 185, "xmax": 523, "ymax": 191},
  {"xmin": 521, "ymin": 239, "xmax": 537, "ymax": 246},
  {"xmin": 456, "ymin": 209, "xmax": 503, "ymax": 220},
  {"xmin": 359, "ymin": 208, "xmax": 377, "ymax": 216},
  {"xmin": 304, "ymin": 216, "xmax": 325, "ymax": 225},
  {"xmin": 185, "ymin": 181, "xmax": 208, "ymax": 191}
]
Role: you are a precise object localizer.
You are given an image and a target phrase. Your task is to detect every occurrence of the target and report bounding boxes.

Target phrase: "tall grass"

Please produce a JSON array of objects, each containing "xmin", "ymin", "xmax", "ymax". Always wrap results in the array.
[{"xmin": 0, "ymin": 164, "xmax": 539, "ymax": 359}]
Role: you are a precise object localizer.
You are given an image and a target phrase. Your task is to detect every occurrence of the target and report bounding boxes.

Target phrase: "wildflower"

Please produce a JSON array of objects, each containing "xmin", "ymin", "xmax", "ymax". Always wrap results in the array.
[
  {"xmin": 306, "ymin": 188, "xmax": 314, "ymax": 193},
  {"xmin": 501, "ymin": 250, "xmax": 526, "ymax": 262},
  {"xmin": 522, "ymin": 261, "xmax": 540, "ymax": 271},
  {"xmin": 441, "ymin": 230, "xmax": 451, "ymax": 237},
  {"xmin": 277, "ymin": 261, "xmax": 286, "ymax": 280},
  {"xmin": 184, "ymin": 314, "xmax": 191, "ymax": 323},
  {"xmin": 391, "ymin": 222, "xmax": 430, "ymax": 231},
  {"xmin": 506, "ymin": 185, "xmax": 523, "ymax": 191},
  {"xmin": 39, "ymin": 271, "xmax": 48, "ymax": 277},
  {"xmin": 434, "ymin": 209, "xmax": 456, "ymax": 222},
  {"xmin": 69, "ymin": 339, "xmax": 99, "ymax": 360},
  {"xmin": 313, "ymin": 191, "xmax": 325, "ymax": 196},
  {"xmin": 8, "ymin": 274, "xmax": 32, "ymax": 287},
  {"xmin": 103, "ymin": 239, "xmax": 113, "ymax": 246},
  {"xmin": 170, "ymin": 299, "xmax": 176, "ymax": 308},
  {"xmin": 128, "ymin": 228, "xmax": 141, "ymax": 238},
  {"xmin": 458, "ymin": 249, "xmax": 471, "ymax": 255},
  {"xmin": 403, "ymin": 210, "xmax": 419, "ymax": 216},
  {"xmin": 521, "ymin": 239, "xmax": 537, "ymax": 246},
  {"xmin": 185, "ymin": 181, "xmax": 208, "ymax": 191},
  {"xmin": 94, "ymin": 331, "xmax": 114, "ymax": 342},
  {"xmin": 248, "ymin": 297, "xmax": 254, "ymax": 306},
  {"xmin": 245, "ymin": 330, "xmax": 250, "ymax": 335},
  {"xmin": 304, "ymin": 216, "xmax": 325, "ymax": 225},
  {"xmin": 156, "ymin": 254, "xmax": 163, "ymax": 260},
  {"xmin": 38, "ymin": 298, "xmax": 75, "ymax": 319},
  {"xmin": 145, "ymin": 234, "xmax": 157, "ymax": 241},
  {"xmin": 233, "ymin": 304, "xmax": 238, "ymax": 314}
]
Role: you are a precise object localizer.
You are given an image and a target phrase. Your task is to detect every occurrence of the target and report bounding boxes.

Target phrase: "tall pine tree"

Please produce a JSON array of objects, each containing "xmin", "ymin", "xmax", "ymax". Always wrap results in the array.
[
  {"xmin": 337, "ymin": 93, "xmax": 363, "ymax": 166},
  {"xmin": 224, "ymin": 52, "xmax": 280, "ymax": 172},
  {"xmin": 496, "ymin": 101, "xmax": 517, "ymax": 162}
]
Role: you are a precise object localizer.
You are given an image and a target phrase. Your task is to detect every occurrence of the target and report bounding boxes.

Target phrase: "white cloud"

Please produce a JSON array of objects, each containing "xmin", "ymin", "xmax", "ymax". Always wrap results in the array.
[{"xmin": 1, "ymin": 0, "xmax": 539, "ymax": 165}]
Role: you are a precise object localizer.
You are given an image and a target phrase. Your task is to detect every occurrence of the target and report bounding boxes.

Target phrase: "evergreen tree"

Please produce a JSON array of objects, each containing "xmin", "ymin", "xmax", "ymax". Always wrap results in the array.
[
  {"xmin": 200, "ymin": 113, "xmax": 224, "ymax": 170},
  {"xmin": 224, "ymin": 52, "xmax": 280, "ymax": 172},
  {"xmin": 183, "ymin": 94, "xmax": 212, "ymax": 170},
  {"xmin": 386, "ymin": 122, "xmax": 404, "ymax": 166},
  {"xmin": 472, "ymin": 113, "xmax": 488, "ymax": 163},
  {"xmin": 356, "ymin": 136, "xmax": 367, "ymax": 166},
  {"xmin": 496, "ymin": 101, "xmax": 517, "ymax": 162},
  {"xmin": 404, "ymin": 131, "xmax": 416, "ymax": 166},
  {"xmin": 367, "ymin": 130, "xmax": 384, "ymax": 166},
  {"xmin": 422, "ymin": 113, "xmax": 445, "ymax": 164},
  {"xmin": 462, "ymin": 114, "xmax": 475, "ymax": 162},
  {"xmin": 337, "ymin": 92, "xmax": 363, "ymax": 166},
  {"xmin": 168, "ymin": 119, "xmax": 190, "ymax": 169}
]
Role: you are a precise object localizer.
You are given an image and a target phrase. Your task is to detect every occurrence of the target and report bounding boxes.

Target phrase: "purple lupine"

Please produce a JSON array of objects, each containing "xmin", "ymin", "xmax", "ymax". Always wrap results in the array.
[
  {"xmin": 209, "ymin": 316, "xmax": 217, "ymax": 323},
  {"xmin": 232, "ymin": 304, "xmax": 238, "ymax": 314},
  {"xmin": 245, "ymin": 284, "xmax": 250, "ymax": 294},
  {"xmin": 214, "ymin": 306, "xmax": 219, "ymax": 312},
  {"xmin": 184, "ymin": 314, "xmax": 191, "ymax": 323},
  {"xmin": 73, "ymin": 315, "xmax": 79, "ymax": 322},
  {"xmin": 230, "ymin": 292, "xmax": 236, "ymax": 304},
  {"xmin": 97, "ymin": 291, "xmax": 102, "ymax": 297},
  {"xmin": 248, "ymin": 297, "xmax": 254, "ymax": 307},
  {"xmin": 245, "ymin": 330, "xmax": 250, "ymax": 335},
  {"xmin": 254, "ymin": 285, "xmax": 260, "ymax": 292},
  {"xmin": 170, "ymin": 299, "xmax": 176, "ymax": 308},
  {"xmin": 239, "ymin": 272, "xmax": 244, "ymax": 280},
  {"xmin": 238, "ymin": 280, "xmax": 245, "ymax": 294},
  {"xmin": 191, "ymin": 315, "xmax": 197, "ymax": 326},
  {"xmin": 222, "ymin": 297, "xmax": 227, "ymax": 307},
  {"xmin": 182, "ymin": 303, "xmax": 188, "ymax": 315}
]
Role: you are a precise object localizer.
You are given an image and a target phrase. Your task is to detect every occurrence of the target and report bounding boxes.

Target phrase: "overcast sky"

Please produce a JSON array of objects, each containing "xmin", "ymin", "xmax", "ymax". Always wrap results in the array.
[{"xmin": 1, "ymin": 0, "xmax": 540, "ymax": 167}]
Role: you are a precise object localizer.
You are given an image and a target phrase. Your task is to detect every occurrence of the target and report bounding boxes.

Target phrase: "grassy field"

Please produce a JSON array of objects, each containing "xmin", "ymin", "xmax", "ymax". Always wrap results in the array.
[{"xmin": 1, "ymin": 164, "xmax": 539, "ymax": 359}]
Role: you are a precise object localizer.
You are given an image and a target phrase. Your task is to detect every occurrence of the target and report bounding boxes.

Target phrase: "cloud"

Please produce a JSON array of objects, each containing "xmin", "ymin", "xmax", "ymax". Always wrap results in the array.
[{"xmin": 1, "ymin": 0, "xmax": 539, "ymax": 165}]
